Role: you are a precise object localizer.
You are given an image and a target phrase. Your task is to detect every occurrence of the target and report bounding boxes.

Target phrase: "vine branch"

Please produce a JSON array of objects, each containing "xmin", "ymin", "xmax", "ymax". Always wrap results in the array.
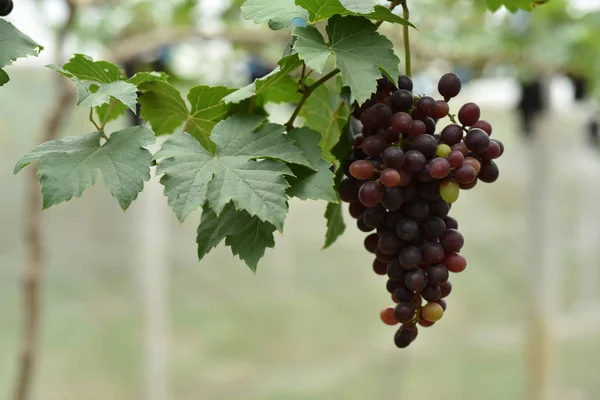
[
  {"xmin": 285, "ymin": 68, "xmax": 340, "ymax": 131},
  {"xmin": 14, "ymin": 1, "xmax": 78, "ymax": 399},
  {"xmin": 400, "ymin": 0, "xmax": 411, "ymax": 77}
]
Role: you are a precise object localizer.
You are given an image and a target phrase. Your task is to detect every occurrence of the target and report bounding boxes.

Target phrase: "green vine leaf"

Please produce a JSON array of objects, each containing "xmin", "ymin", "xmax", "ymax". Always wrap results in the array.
[
  {"xmin": 300, "ymin": 83, "xmax": 349, "ymax": 157},
  {"xmin": 324, "ymin": 201, "xmax": 345, "ymax": 248},
  {"xmin": 155, "ymin": 114, "xmax": 312, "ymax": 230},
  {"xmin": 241, "ymin": 0, "xmax": 308, "ymax": 30},
  {"xmin": 293, "ymin": 15, "xmax": 400, "ymax": 103},
  {"xmin": 197, "ymin": 203, "xmax": 276, "ymax": 271},
  {"xmin": 286, "ymin": 127, "xmax": 337, "ymax": 203},
  {"xmin": 223, "ymin": 54, "xmax": 302, "ymax": 104},
  {"xmin": 138, "ymin": 82, "xmax": 235, "ymax": 152},
  {"xmin": 0, "ymin": 20, "xmax": 43, "ymax": 84},
  {"xmin": 296, "ymin": 0, "xmax": 414, "ymax": 26},
  {"xmin": 480, "ymin": 0, "xmax": 534, "ymax": 12},
  {"xmin": 14, "ymin": 126, "xmax": 156, "ymax": 210}
]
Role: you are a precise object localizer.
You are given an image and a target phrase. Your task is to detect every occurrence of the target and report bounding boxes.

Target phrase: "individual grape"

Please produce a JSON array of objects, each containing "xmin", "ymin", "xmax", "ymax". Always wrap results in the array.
[
  {"xmin": 471, "ymin": 120, "xmax": 492, "ymax": 136},
  {"xmin": 459, "ymin": 180, "xmax": 478, "ymax": 190},
  {"xmin": 349, "ymin": 160, "xmax": 374, "ymax": 180},
  {"xmin": 455, "ymin": 164, "xmax": 477, "ymax": 184},
  {"xmin": 429, "ymin": 199, "xmax": 450, "ymax": 218},
  {"xmin": 394, "ymin": 302, "xmax": 416, "ymax": 323},
  {"xmin": 339, "ymin": 179, "xmax": 359, "ymax": 202},
  {"xmin": 354, "ymin": 135, "xmax": 364, "ymax": 147},
  {"xmin": 394, "ymin": 324, "xmax": 418, "ymax": 348},
  {"xmin": 396, "ymin": 217, "xmax": 420, "ymax": 242},
  {"xmin": 382, "ymin": 146, "xmax": 405, "ymax": 169},
  {"xmin": 438, "ymin": 73, "xmax": 462, "ymax": 99},
  {"xmin": 437, "ymin": 299, "xmax": 447, "ymax": 311},
  {"xmin": 494, "ymin": 139, "xmax": 505, "ymax": 157},
  {"xmin": 434, "ymin": 100, "xmax": 450, "ymax": 119},
  {"xmin": 391, "ymin": 112, "xmax": 413, "ymax": 134},
  {"xmin": 376, "ymin": 249, "xmax": 395, "ymax": 263},
  {"xmin": 428, "ymin": 157, "xmax": 451, "ymax": 179},
  {"xmin": 369, "ymin": 157, "xmax": 383, "ymax": 170},
  {"xmin": 427, "ymin": 263, "xmax": 450, "ymax": 285},
  {"xmin": 405, "ymin": 269, "xmax": 428, "ymax": 292},
  {"xmin": 439, "ymin": 179, "xmax": 459, "ymax": 203},
  {"xmin": 357, "ymin": 215, "xmax": 374, "ymax": 232},
  {"xmin": 444, "ymin": 252, "xmax": 467, "ymax": 273},
  {"xmin": 398, "ymin": 246, "xmax": 422, "ymax": 270},
  {"xmin": 465, "ymin": 128, "xmax": 490, "ymax": 153},
  {"xmin": 424, "ymin": 216, "xmax": 447, "ymax": 238},
  {"xmin": 416, "ymin": 96, "xmax": 436, "ymax": 117},
  {"xmin": 362, "ymin": 135, "xmax": 387, "ymax": 157},
  {"xmin": 443, "ymin": 216, "xmax": 458, "ymax": 230},
  {"xmin": 364, "ymin": 233, "xmax": 379, "ymax": 253},
  {"xmin": 378, "ymin": 232, "xmax": 403, "ymax": 255},
  {"xmin": 404, "ymin": 199, "xmax": 430, "ymax": 222},
  {"xmin": 423, "ymin": 117, "xmax": 437, "ymax": 135},
  {"xmin": 379, "ymin": 128, "xmax": 400, "ymax": 144},
  {"xmin": 393, "ymin": 287, "xmax": 415, "ymax": 303},
  {"xmin": 397, "ymin": 75, "xmax": 413, "ymax": 91},
  {"xmin": 380, "ymin": 168, "xmax": 401, "ymax": 188},
  {"xmin": 361, "ymin": 103, "xmax": 393, "ymax": 130},
  {"xmin": 408, "ymin": 120, "xmax": 426, "ymax": 138},
  {"xmin": 421, "ymin": 242, "xmax": 445, "ymax": 264},
  {"xmin": 397, "ymin": 169, "xmax": 413, "ymax": 187},
  {"xmin": 387, "ymin": 259, "xmax": 406, "ymax": 280},
  {"xmin": 418, "ymin": 316, "xmax": 435, "ymax": 327},
  {"xmin": 373, "ymin": 260, "xmax": 388, "ymax": 275},
  {"xmin": 380, "ymin": 306, "xmax": 398, "ymax": 326},
  {"xmin": 412, "ymin": 134, "xmax": 438, "ymax": 158},
  {"xmin": 386, "ymin": 210, "xmax": 403, "ymax": 229},
  {"xmin": 421, "ymin": 302, "xmax": 444, "ymax": 322},
  {"xmin": 436, "ymin": 144, "xmax": 451, "ymax": 158},
  {"xmin": 349, "ymin": 202, "xmax": 367, "ymax": 219},
  {"xmin": 421, "ymin": 285, "xmax": 442, "ymax": 302},
  {"xmin": 458, "ymin": 102, "xmax": 481, "ymax": 126},
  {"xmin": 479, "ymin": 140, "xmax": 501, "ymax": 160},
  {"xmin": 447, "ymin": 150, "xmax": 465, "ymax": 168},
  {"xmin": 478, "ymin": 160, "xmax": 500, "ymax": 183},
  {"xmin": 463, "ymin": 157, "xmax": 481, "ymax": 174},
  {"xmin": 362, "ymin": 205, "xmax": 387, "ymax": 229},
  {"xmin": 416, "ymin": 167, "xmax": 434, "ymax": 183},
  {"xmin": 411, "ymin": 108, "xmax": 426, "ymax": 122},
  {"xmin": 381, "ymin": 187, "xmax": 404, "ymax": 211},
  {"xmin": 440, "ymin": 124, "xmax": 463, "ymax": 145},
  {"xmin": 451, "ymin": 141, "xmax": 469, "ymax": 155},
  {"xmin": 441, "ymin": 229, "xmax": 464, "ymax": 253},
  {"xmin": 440, "ymin": 281, "xmax": 452, "ymax": 298},
  {"xmin": 403, "ymin": 150, "xmax": 426, "ymax": 172},
  {"xmin": 389, "ymin": 89, "xmax": 414, "ymax": 112},
  {"xmin": 386, "ymin": 279, "xmax": 403, "ymax": 294},
  {"xmin": 417, "ymin": 181, "xmax": 441, "ymax": 202},
  {"xmin": 358, "ymin": 181, "xmax": 385, "ymax": 207}
]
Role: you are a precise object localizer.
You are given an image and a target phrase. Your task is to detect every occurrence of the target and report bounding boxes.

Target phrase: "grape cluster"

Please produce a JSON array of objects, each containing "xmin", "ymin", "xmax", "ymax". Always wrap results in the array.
[{"xmin": 339, "ymin": 73, "xmax": 503, "ymax": 348}]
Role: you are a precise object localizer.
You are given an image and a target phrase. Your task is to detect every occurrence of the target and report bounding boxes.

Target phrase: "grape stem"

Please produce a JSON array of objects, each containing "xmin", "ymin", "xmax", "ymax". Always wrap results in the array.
[
  {"xmin": 89, "ymin": 108, "xmax": 101, "ymax": 131},
  {"xmin": 285, "ymin": 67, "xmax": 340, "ymax": 131},
  {"xmin": 375, "ymin": 0, "xmax": 401, "ymax": 28},
  {"xmin": 400, "ymin": 0, "xmax": 411, "ymax": 77}
]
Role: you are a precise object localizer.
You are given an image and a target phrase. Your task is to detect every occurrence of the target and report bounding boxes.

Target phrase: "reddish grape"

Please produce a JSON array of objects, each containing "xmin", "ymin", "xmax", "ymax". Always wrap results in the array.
[
  {"xmin": 380, "ymin": 168, "xmax": 401, "ymax": 188},
  {"xmin": 398, "ymin": 169, "xmax": 413, "ymax": 187},
  {"xmin": 447, "ymin": 150, "xmax": 465, "ymax": 168},
  {"xmin": 465, "ymin": 128, "xmax": 490, "ymax": 153},
  {"xmin": 480, "ymin": 140, "xmax": 501, "ymax": 160},
  {"xmin": 471, "ymin": 120, "xmax": 492, "ymax": 136},
  {"xmin": 421, "ymin": 242, "xmax": 445, "ymax": 264},
  {"xmin": 440, "ymin": 281, "xmax": 452, "ymax": 298},
  {"xmin": 403, "ymin": 150, "xmax": 426, "ymax": 172},
  {"xmin": 455, "ymin": 164, "xmax": 477, "ymax": 184},
  {"xmin": 380, "ymin": 306, "xmax": 398, "ymax": 326},
  {"xmin": 443, "ymin": 252, "xmax": 467, "ymax": 273},
  {"xmin": 451, "ymin": 141, "xmax": 469, "ymax": 155},
  {"xmin": 418, "ymin": 317, "xmax": 435, "ymax": 327},
  {"xmin": 440, "ymin": 124, "xmax": 463, "ymax": 145},
  {"xmin": 458, "ymin": 102, "xmax": 481, "ymax": 126},
  {"xmin": 494, "ymin": 139, "xmax": 505, "ymax": 157},
  {"xmin": 349, "ymin": 160, "xmax": 374, "ymax": 180},
  {"xmin": 408, "ymin": 120, "xmax": 426, "ymax": 138},
  {"xmin": 358, "ymin": 181, "xmax": 385, "ymax": 207},
  {"xmin": 443, "ymin": 216, "xmax": 458, "ymax": 230},
  {"xmin": 362, "ymin": 135, "xmax": 387, "ymax": 157},
  {"xmin": 416, "ymin": 96, "xmax": 436, "ymax": 116},
  {"xmin": 463, "ymin": 157, "xmax": 481, "ymax": 174},
  {"xmin": 441, "ymin": 229, "xmax": 464, "ymax": 252},
  {"xmin": 391, "ymin": 112, "xmax": 413, "ymax": 134},
  {"xmin": 434, "ymin": 100, "xmax": 450, "ymax": 118},
  {"xmin": 428, "ymin": 157, "xmax": 451, "ymax": 179},
  {"xmin": 478, "ymin": 160, "xmax": 500, "ymax": 183},
  {"xmin": 438, "ymin": 73, "xmax": 462, "ymax": 99}
]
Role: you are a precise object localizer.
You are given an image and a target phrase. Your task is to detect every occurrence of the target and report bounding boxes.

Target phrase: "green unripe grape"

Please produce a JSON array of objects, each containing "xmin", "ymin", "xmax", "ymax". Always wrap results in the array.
[
  {"xmin": 440, "ymin": 179, "xmax": 459, "ymax": 203},
  {"xmin": 436, "ymin": 144, "xmax": 451, "ymax": 158},
  {"xmin": 422, "ymin": 302, "xmax": 444, "ymax": 322}
]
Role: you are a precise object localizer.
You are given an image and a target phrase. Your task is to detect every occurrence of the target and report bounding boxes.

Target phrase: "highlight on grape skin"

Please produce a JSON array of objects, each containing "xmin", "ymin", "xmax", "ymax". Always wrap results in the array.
[{"xmin": 338, "ymin": 72, "xmax": 504, "ymax": 349}]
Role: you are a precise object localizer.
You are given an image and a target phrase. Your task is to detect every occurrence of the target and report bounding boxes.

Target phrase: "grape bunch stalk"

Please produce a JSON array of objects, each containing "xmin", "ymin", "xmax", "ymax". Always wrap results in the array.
[{"xmin": 338, "ymin": 73, "xmax": 503, "ymax": 348}]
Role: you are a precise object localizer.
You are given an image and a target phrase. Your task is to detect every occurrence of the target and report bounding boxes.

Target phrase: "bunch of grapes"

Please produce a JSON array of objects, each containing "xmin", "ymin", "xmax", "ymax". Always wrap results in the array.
[{"xmin": 339, "ymin": 73, "xmax": 503, "ymax": 348}]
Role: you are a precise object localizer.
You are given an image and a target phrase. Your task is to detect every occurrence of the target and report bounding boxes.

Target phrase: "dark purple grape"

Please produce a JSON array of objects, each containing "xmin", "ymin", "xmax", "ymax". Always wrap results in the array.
[
  {"xmin": 339, "ymin": 179, "xmax": 359, "ymax": 203},
  {"xmin": 416, "ymin": 167, "xmax": 434, "ymax": 183},
  {"xmin": 424, "ymin": 216, "xmax": 446, "ymax": 238},
  {"xmin": 358, "ymin": 181, "xmax": 384, "ymax": 207},
  {"xmin": 440, "ymin": 229, "xmax": 464, "ymax": 252},
  {"xmin": 440, "ymin": 124, "xmax": 463, "ymax": 145},
  {"xmin": 396, "ymin": 217, "xmax": 420, "ymax": 242},
  {"xmin": 417, "ymin": 181, "xmax": 441, "ymax": 202},
  {"xmin": 389, "ymin": 89, "xmax": 414, "ymax": 112},
  {"xmin": 416, "ymin": 96, "xmax": 436, "ymax": 117},
  {"xmin": 403, "ymin": 184, "xmax": 417, "ymax": 201},
  {"xmin": 364, "ymin": 233, "xmax": 379, "ymax": 253},
  {"xmin": 362, "ymin": 135, "xmax": 387, "ymax": 157},
  {"xmin": 429, "ymin": 199, "xmax": 450, "ymax": 218},
  {"xmin": 403, "ymin": 150, "xmax": 426, "ymax": 172},
  {"xmin": 362, "ymin": 205, "xmax": 387, "ymax": 229},
  {"xmin": 404, "ymin": 199, "xmax": 429, "ymax": 222},
  {"xmin": 440, "ymin": 281, "xmax": 452, "ymax": 298},
  {"xmin": 427, "ymin": 264, "xmax": 449, "ymax": 285},
  {"xmin": 423, "ymin": 117, "xmax": 437, "ymax": 135},
  {"xmin": 394, "ymin": 324, "xmax": 418, "ymax": 348},
  {"xmin": 381, "ymin": 187, "xmax": 404, "ymax": 211},
  {"xmin": 480, "ymin": 140, "xmax": 501, "ymax": 160},
  {"xmin": 394, "ymin": 302, "xmax": 416, "ymax": 323},
  {"xmin": 349, "ymin": 202, "xmax": 367, "ymax": 219},
  {"xmin": 437, "ymin": 299, "xmax": 447, "ymax": 311},
  {"xmin": 438, "ymin": 73, "xmax": 462, "ymax": 99},
  {"xmin": 408, "ymin": 120, "xmax": 426, "ymax": 138},
  {"xmin": 405, "ymin": 269, "xmax": 427, "ymax": 292},
  {"xmin": 391, "ymin": 112, "xmax": 413, "ymax": 134},
  {"xmin": 443, "ymin": 216, "xmax": 458, "ymax": 230},
  {"xmin": 379, "ymin": 127, "xmax": 400, "ymax": 143},
  {"xmin": 421, "ymin": 285, "xmax": 442, "ymax": 302},
  {"xmin": 378, "ymin": 232, "xmax": 403, "ymax": 255},
  {"xmin": 494, "ymin": 139, "xmax": 504, "ymax": 157},
  {"xmin": 412, "ymin": 134, "xmax": 437, "ymax": 159},
  {"xmin": 386, "ymin": 210, "xmax": 403, "ymax": 229},
  {"xmin": 361, "ymin": 103, "xmax": 393, "ymax": 130},
  {"xmin": 373, "ymin": 260, "xmax": 388, "ymax": 275},
  {"xmin": 397, "ymin": 75, "xmax": 413, "ymax": 91},
  {"xmin": 382, "ymin": 146, "xmax": 405, "ymax": 169},
  {"xmin": 459, "ymin": 180, "xmax": 478, "ymax": 190},
  {"xmin": 433, "ymin": 101, "xmax": 449, "ymax": 118},
  {"xmin": 421, "ymin": 242, "xmax": 445, "ymax": 264},
  {"xmin": 387, "ymin": 259, "xmax": 406, "ymax": 280},
  {"xmin": 398, "ymin": 246, "xmax": 422, "ymax": 270},
  {"xmin": 458, "ymin": 103, "xmax": 480, "ymax": 126},
  {"xmin": 376, "ymin": 249, "xmax": 395, "ymax": 263},
  {"xmin": 393, "ymin": 287, "xmax": 414, "ymax": 303},
  {"xmin": 478, "ymin": 160, "xmax": 499, "ymax": 183},
  {"xmin": 428, "ymin": 157, "xmax": 451, "ymax": 179},
  {"xmin": 357, "ymin": 215, "xmax": 374, "ymax": 232},
  {"xmin": 386, "ymin": 279, "xmax": 403, "ymax": 294},
  {"xmin": 465, "ymin": 128, "xmax": 490, "ymax": 153}
]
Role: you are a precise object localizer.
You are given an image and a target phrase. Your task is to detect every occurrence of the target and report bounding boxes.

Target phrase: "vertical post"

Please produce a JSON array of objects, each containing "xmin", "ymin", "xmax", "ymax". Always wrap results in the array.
[
  {"xmin": 136, "ymin": 140, "xmax": 169, "ymax": 400},
  {"xmin": 526, "ymin": 77, "xmax": 558, "ymax": 400}
]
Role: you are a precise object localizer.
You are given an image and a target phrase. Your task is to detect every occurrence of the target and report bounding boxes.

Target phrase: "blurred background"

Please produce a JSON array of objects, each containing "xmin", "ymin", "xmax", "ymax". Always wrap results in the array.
[{"xmin": 2, "ymin": 0, "xmax": 600, "ymax": 399}]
